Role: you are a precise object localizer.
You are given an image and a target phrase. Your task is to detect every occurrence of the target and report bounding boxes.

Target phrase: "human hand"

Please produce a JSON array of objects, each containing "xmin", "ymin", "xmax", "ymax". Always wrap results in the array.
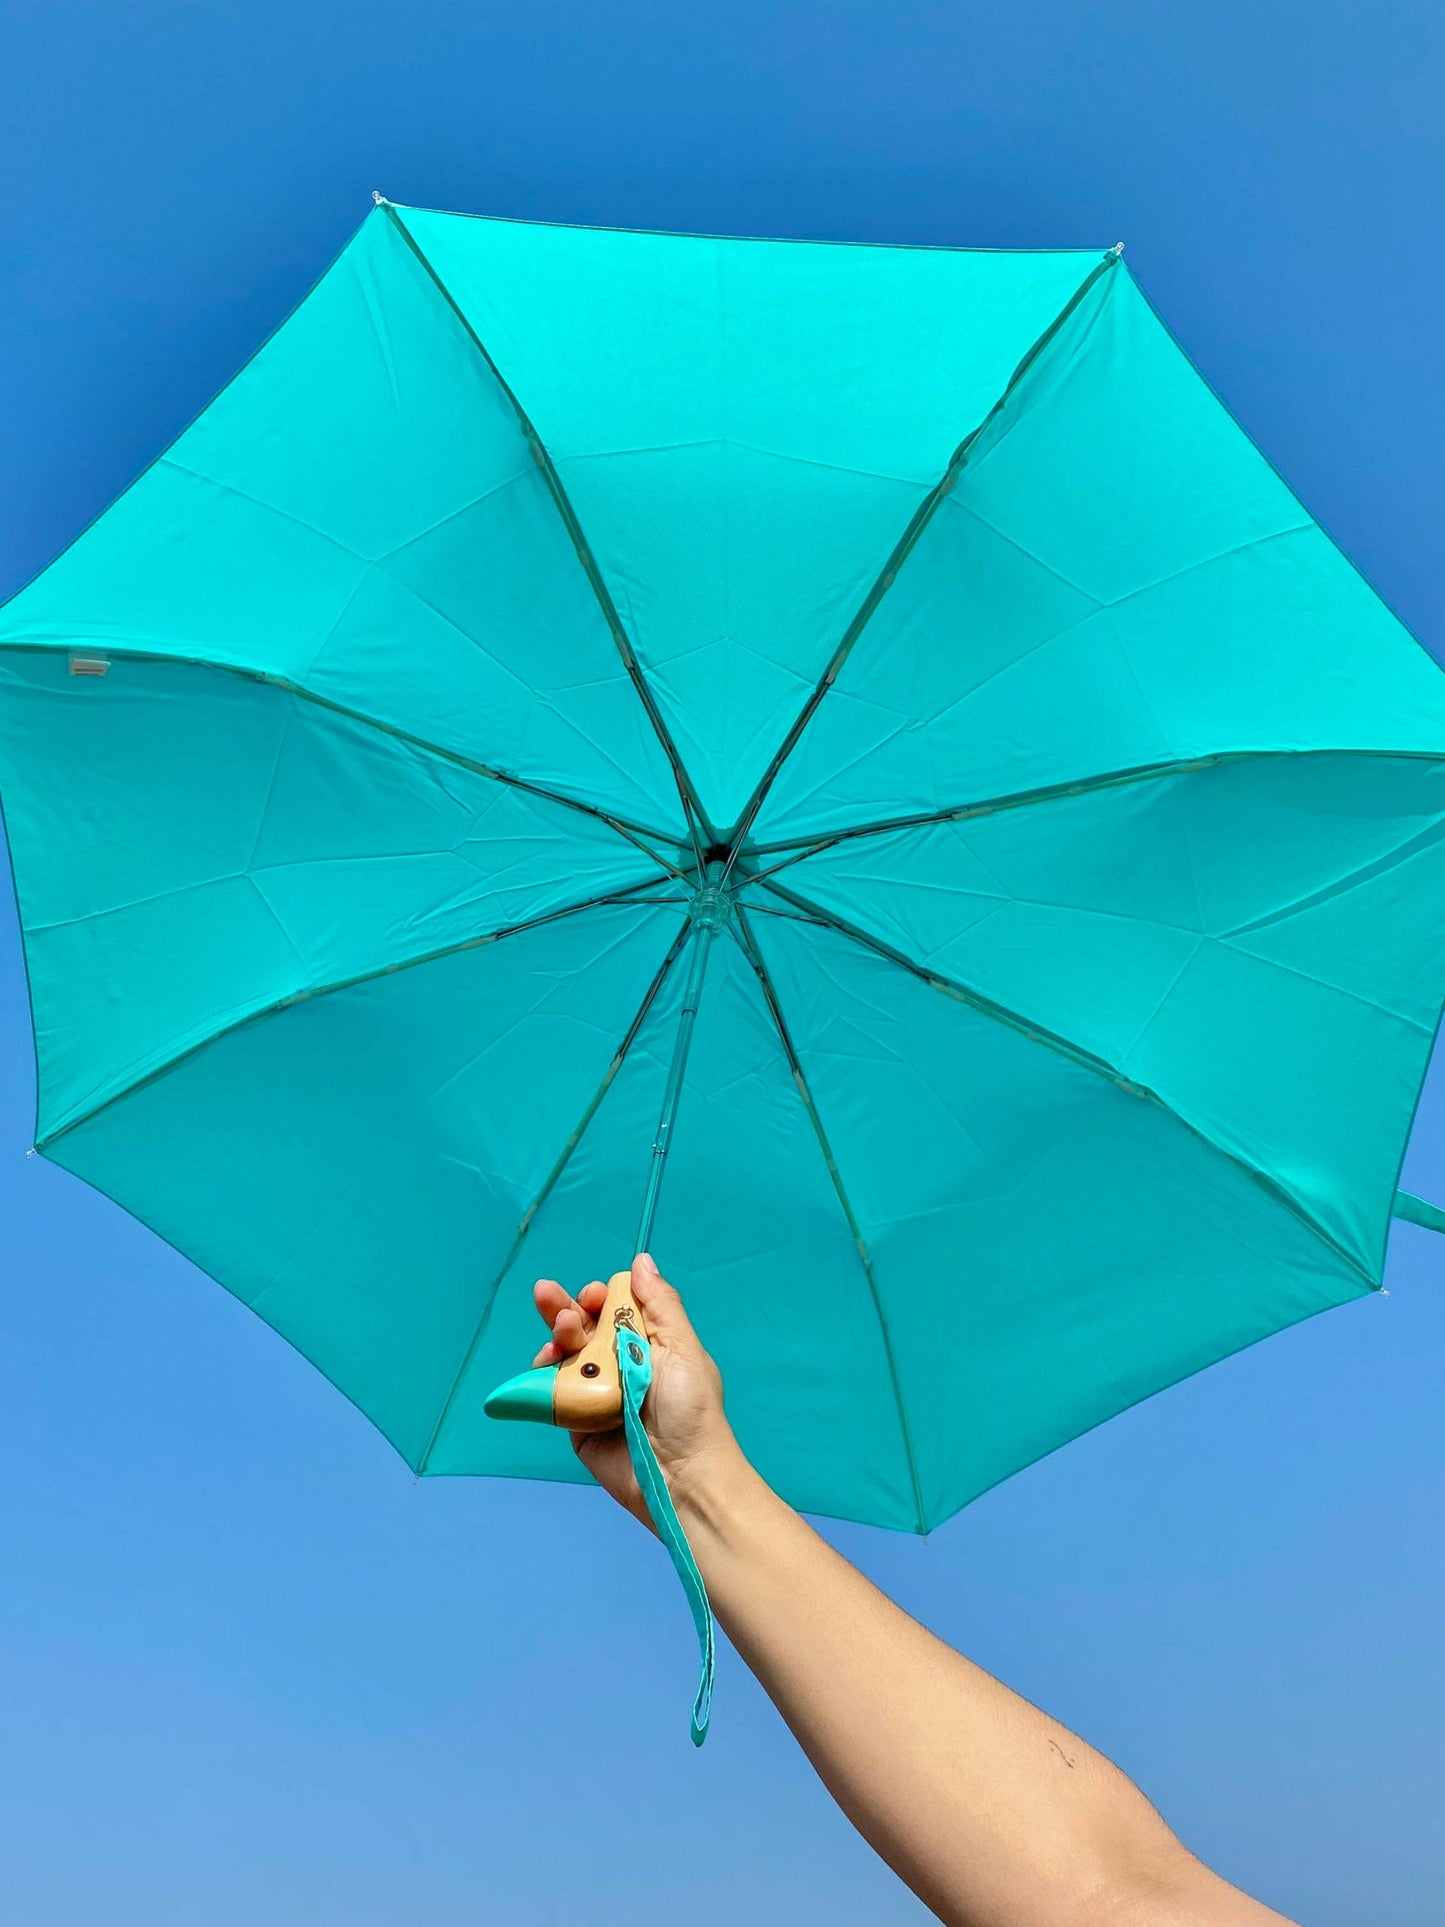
[{"xmin": 531, "ymin": 1252, "xmax": 737, "ymax": 1528}]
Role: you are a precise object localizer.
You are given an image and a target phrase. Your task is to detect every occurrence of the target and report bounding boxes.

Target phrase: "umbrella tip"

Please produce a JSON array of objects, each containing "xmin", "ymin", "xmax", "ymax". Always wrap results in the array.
[
  {"xmin": 372, "ymin": 190, "xmax": 390, "ymax": 207},
  {"xmin": 1109, "ymin": 241, "xmax": 1125, "ymax": 259}
]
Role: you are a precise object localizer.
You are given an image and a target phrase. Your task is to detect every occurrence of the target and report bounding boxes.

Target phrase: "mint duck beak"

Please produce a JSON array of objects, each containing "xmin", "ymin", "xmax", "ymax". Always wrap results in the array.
[{"xmin": 483, "ymin": 1364, "xmax": 559, "ymax": 1424}]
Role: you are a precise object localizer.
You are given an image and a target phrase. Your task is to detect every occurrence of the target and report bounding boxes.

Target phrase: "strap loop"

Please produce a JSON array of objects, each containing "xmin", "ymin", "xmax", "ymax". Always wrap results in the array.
[{"xmin": 617, "ymin": 1325, "xmax": 715, "ymax": 1745}]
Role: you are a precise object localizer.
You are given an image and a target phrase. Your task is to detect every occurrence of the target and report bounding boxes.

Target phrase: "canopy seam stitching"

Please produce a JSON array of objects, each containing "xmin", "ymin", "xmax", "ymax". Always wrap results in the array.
[
  {"xmin": 718, "ymin": 245, "xmax": 1124, "ymax": 865},
  {"xmin": 417, "ymin": 917, "xmax": 694, "ymax": 1472},
  {"xmin": 381, "ymin": 204, "xmax": 720, "ymax": 861},
  {"xmin": 744, "ymin": 747, "xmax": 1445, "ymax": 866},
  {"xmin": 0, "ymin": 641, "xmax": 684, "ymax": 870},
  {"xmin": 35, "ymin": 878, "xmax": 679, "ymax": 1151},
  {"xmin": 758, "ymin": 875, "xmax": 1379, "ymax": 1290},
  {"xmin": 0, "ymin": 211, "xmax": 379, "ymax": 628},
  {"xmin": 732, "ymin": 905, "xmax": 929, "ymax": 1533}
]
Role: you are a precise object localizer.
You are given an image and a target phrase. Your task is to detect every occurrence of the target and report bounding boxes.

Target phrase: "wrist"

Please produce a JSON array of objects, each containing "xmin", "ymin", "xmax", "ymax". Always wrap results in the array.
[{"xmin": 666, "ymin": 1424, "xmax": 769, "ymax": 1539}]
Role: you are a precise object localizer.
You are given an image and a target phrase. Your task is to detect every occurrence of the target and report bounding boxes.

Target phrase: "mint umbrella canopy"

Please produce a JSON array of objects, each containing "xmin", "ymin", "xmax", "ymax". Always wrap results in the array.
[{"xmin": 2, "ymin": 203, "xmax": 1443, "ymax": 1533}]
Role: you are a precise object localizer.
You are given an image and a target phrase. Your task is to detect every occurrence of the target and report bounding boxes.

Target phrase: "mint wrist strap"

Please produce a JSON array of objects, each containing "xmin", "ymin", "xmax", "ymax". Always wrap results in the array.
[{"xmin": 617, "ymin": 1325, "xmax": 715, "ymax": 1745}]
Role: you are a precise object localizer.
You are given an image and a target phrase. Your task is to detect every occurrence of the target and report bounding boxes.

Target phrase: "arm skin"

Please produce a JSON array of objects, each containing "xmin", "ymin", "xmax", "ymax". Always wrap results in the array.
[{"xmin": 532, "ymin": 1254, "xmax": 1297, "ymax": 1927}]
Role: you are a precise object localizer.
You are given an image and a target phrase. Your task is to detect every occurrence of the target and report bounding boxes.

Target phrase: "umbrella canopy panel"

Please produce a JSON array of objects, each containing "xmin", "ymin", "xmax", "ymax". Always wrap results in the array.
[{"xmin": 1, "ymin": 205, "xmax": 1443, "ymax": 1530}]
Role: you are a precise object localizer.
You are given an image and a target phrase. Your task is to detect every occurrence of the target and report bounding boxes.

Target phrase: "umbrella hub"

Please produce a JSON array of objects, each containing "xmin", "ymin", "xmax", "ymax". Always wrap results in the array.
[{"xmin": 687, "ymin": 875, "xmax": 735, "ymax": 930}]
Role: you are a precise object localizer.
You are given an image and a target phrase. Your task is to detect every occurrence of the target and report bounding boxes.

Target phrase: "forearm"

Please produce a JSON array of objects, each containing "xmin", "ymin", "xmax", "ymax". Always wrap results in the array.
[
  {"xmin": 544, "ymin": 1261, "xmax": 1288, "ymax": 1923},
  {"xmin": 674, "ymin": 1440, "xmax": 1286, "ymax": 1927}
]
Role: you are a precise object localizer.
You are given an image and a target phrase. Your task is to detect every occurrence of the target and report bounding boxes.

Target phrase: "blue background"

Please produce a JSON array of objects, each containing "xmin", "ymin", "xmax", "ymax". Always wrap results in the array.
[{"xmin": 1, "ymin": 3, "xmax": 1442, "ymax": 1920}]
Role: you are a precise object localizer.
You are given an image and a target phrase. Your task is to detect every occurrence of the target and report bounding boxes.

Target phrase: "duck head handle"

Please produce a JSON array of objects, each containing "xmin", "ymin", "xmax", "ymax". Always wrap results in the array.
[{"xmin": 483, "ymin": 1270, "xmax": 644, "ymax": 1433}]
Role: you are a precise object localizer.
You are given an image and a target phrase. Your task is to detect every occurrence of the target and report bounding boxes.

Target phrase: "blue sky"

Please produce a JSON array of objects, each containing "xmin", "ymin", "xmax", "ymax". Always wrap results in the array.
[{"xmin": 1, "ymin": 3, "xmax": 1442, "ymax": 1921}]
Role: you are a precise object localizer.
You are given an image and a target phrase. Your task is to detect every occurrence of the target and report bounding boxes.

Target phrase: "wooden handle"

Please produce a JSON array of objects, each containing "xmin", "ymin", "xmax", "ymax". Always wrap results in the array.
[{"xmin": 553, "ymin": 1269, "xmax": 648, "ymax": 1433}]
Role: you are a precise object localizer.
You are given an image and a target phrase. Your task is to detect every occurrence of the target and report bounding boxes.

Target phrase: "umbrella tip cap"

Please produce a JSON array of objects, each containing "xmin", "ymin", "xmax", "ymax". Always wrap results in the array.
[{"xmin": 483, "ymin": 1364, "xmax": 559, "ymax": 1425}]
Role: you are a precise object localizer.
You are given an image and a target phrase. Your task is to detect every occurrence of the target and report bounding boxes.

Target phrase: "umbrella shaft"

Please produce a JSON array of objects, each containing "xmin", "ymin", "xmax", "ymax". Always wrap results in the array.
[{"xmin": 635, "ymin": 870, "xmax": 725, "ymax": 1253}]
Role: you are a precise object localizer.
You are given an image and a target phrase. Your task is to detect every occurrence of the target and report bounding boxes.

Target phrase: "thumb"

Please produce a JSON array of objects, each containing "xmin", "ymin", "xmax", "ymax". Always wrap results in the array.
[{"xmin": 632, "ymin": 1252, "xmax": 698, "ymax": 1346}]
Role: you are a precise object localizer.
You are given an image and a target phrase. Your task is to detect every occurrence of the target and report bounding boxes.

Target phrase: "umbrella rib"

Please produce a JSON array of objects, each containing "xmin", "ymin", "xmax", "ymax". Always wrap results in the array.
[
  {"xmin": 731, "ymin": 905, "xmax": 929, "ymax": 1533},
  {"xmin": 744, "ymin": 745, "xmax": 1445, "ymax": 870},
  {"xmin": 416, "ymin": 917, "xmax": 694, "ymax": 1473},
  {"xmin": 718, "ymin": 245, "xmax": 1124, "ymax": 870},
  {"xmin": 381, "ymin": 204, "xmax": 720, "ymax": 865},
  {"xmin": 756, "ymin": 875, "xmax": 1378, "ymax": 1289},
  {"xmin": 0, "ymin": 640, "xmax": 687, "ymax": 875},
  {"xmin": 36, "ymin": 876, "xmax": 680, "ymax": 1152}
]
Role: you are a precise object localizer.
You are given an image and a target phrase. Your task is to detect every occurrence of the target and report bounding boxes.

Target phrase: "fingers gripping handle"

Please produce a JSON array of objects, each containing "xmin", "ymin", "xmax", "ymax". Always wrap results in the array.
[
  {"xmin": 481, "ymin": 1270, "xmax": 643, "ymax": 1431},
  {"xmin": 556, "ymin": 1269, "xmax": 645, "ymax": 1432}
]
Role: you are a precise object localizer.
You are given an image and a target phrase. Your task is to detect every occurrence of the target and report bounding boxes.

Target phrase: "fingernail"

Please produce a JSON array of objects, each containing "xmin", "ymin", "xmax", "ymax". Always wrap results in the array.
[{"xmin": 634, "ymin": 1251, "xmax": 658, "ymax": 1275}]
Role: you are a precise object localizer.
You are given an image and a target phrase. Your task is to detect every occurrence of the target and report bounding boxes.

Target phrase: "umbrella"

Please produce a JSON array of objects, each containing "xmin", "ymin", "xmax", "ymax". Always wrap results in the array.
[{"xmin": 3, "ymin": 202, "xmax": 1443, "ymax": 1655}]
